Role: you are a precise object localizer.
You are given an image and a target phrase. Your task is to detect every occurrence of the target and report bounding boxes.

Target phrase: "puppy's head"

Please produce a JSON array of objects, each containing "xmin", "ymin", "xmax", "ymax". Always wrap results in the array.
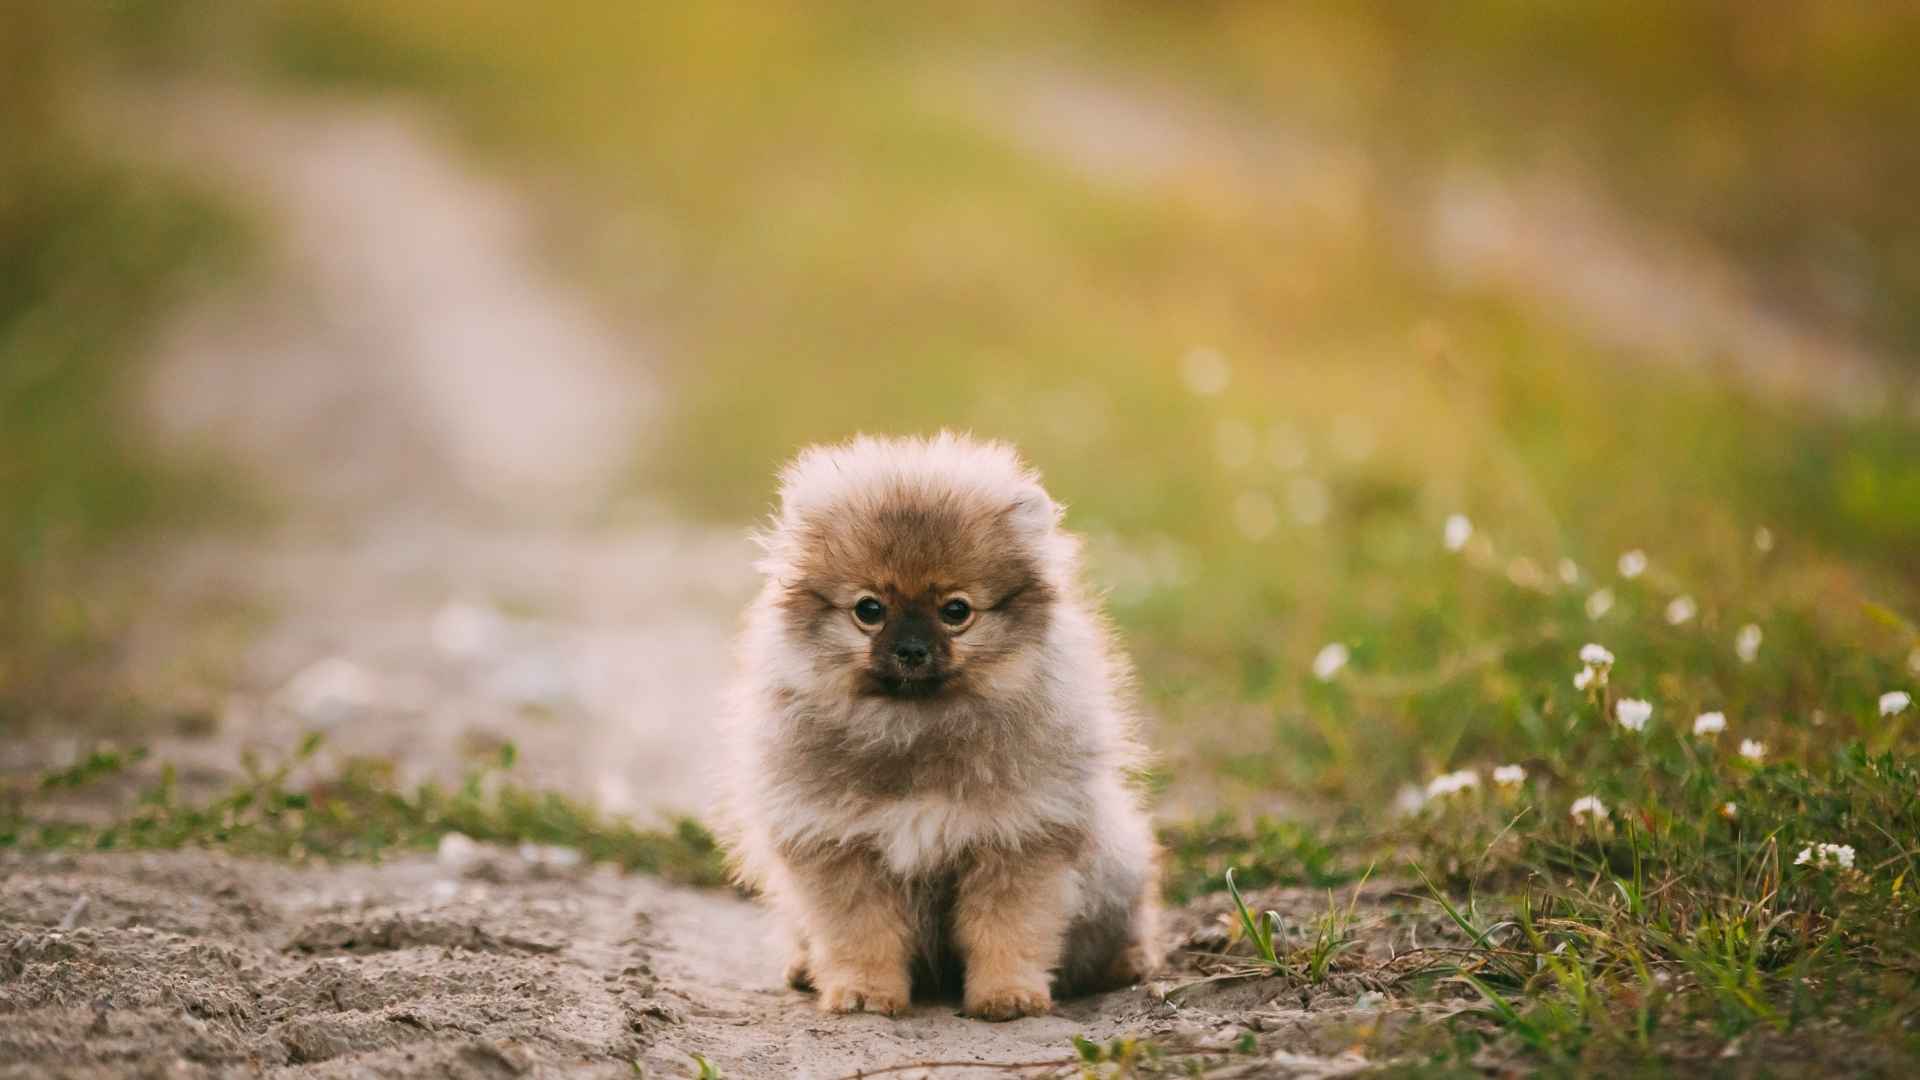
[{"xmin": 755, "ymin": 433, "xmax": 1073, "ymax": 704}]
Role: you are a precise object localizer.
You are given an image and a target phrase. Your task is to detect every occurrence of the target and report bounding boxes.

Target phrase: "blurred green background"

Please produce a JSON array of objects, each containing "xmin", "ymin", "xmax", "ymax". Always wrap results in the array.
[{"xmin": 6, "ymin": 1, "xmax": 1919, "ymax": 806}]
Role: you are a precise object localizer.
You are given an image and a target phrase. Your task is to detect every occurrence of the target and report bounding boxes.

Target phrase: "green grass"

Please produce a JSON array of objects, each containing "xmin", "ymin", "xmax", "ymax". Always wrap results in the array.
[
  {"xmin": 1389, "ymin": 737, "xmax": 1920, "ymax": 1069},
  {"xmin": 1213, "ymin": 865, "xmax": 1372, "ymax": 986},
  {"xmin": 1, "ymin": 736, "xmax": 729, "ymax": 887}
]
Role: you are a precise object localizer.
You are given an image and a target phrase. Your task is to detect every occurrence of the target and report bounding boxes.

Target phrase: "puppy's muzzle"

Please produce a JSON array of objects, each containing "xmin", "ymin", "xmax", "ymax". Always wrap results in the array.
[
  {"xmin": 892, "ymin": 638, "xmax": 931, "ymax": 669},
  {"xmin": 872, "ymin": 611, "xmax": 947, "ymax": 695}
]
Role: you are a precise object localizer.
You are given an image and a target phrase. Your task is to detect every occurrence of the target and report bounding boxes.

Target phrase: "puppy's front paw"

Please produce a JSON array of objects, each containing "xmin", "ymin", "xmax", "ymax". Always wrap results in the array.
[
  {"xmin": 1108, "ymin": 940, "xmax": 1161, "ymax": 985},
  {"xmin": 964, "ymin": 982, "xmax": 1052, "ymax": 1021},
  {"xmin": 785, "ymin": 956, "xmax": 814, "ymax": 992},
  {"xmin": 816, "ymin": 978, "xmax": 908, "ymax": 1017}
]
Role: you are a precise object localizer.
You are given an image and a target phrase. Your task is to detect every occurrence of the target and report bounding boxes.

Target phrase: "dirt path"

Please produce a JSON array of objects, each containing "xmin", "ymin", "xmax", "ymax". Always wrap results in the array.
[
  {"xmin": 3, "ymin": 88, "xmax": 1425, "ymax": 1076},
  {"xmin": 2, "ymin": 845, "xmax": 1433, "ymax": 1078},
  {"xmin": 98, "ymin": 85, "xmax": 755, "ymax": 819}
]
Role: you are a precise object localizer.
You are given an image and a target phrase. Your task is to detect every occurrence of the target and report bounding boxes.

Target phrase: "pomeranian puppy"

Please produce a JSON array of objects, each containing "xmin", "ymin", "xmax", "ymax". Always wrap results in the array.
[{"xmin": 718, "ymin": 433, "xmax": 1160, "ymax": 1021}]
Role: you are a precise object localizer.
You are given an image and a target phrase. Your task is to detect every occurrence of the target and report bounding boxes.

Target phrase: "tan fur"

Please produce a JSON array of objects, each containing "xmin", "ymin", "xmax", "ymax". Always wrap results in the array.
[{"xmin": 717, "ymin": 433, "xmax": 1162, "ymax": 1021}]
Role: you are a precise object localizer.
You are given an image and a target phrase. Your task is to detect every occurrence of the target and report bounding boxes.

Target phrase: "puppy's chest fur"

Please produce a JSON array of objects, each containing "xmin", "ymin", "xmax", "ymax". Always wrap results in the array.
[
  {"xmin": 854, "ymin": 787, "xmax": 1084, "ymax": 876},
  {"xmin": 764, "ymin": 716, "xmax": 1092, "ymax": 877}
]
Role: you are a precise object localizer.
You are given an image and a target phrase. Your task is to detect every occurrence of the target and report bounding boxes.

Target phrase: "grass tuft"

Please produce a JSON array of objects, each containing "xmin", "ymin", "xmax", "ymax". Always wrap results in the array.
[{"xmin": 1, "ymin": 735, "xmax": 728, "ymax": 887}]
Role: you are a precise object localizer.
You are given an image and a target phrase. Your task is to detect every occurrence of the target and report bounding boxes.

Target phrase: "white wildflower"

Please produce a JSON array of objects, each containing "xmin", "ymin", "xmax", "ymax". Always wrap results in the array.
[
  {"xmin": 1720, "ymin": 802, "xmax": 1738, "ymax": 820},
  {"xmin": 1558, "ymin": 558, "xmax": 1580, "ymax": 586},
  {"xmin": 1443, "ymin": 514, "xmax": 1474, "ymax": 553},
  {"xmin": 1393, "ymin": 785, "xmax": 1427, "ymax": 816},
  {"xmin": 1754, "ymin": 526, "xmax": 1775, "ymax": 553},
  {"xmin": 1586, "ymin": 588, "xmax": 1616, "ymax": 620},
  {"xmin": 1665, "ymin": 595, "xmax": 1698, "ymax": 626},
  {"xmin": 1179, "ymin": 346, "xmax": 1230, "ymax": 396},
  {"xmin": 1574, "ymin": 644, "xmax": 1613, "ymax": 692},
  {"xmin": 1618, "ymin": 550, "xmax": 1649, "ymax": 579},
  {"xmin": 1693, "ymin": 711, "xmax": 1727, "ymax": 736},
  {"xmin": 1425, "ymin": 769, "xmax": 1481, "ymax": 799},
  {"xmin": 1492, "ymin": 764, "xmax": 1527, "ymax": 786},
  {"xmin": 1880, "ymin": 691, "xmax": 1912, "ymax": 717},
  {"xmin": 1794, "ymin": 843, "xmax": 1855, "ymax": 871},
  {"xmin": 1616, "ymin": 698, "xmax": 1653, "ymax": 732},
  {"xmin": 1735, "ymin": 624, "xmax": 1763, "ymax": 664},
  {"xmin": 1569, "ymin": 796, "xmax": 1610, "ymax": 826},
  {"xmin": 1738, "ymin": 738, "xmax": 1766, "ymax": 763},
  {"xmin": 1312, "ymin": 642, "xmax": 1351, "ymax": 682}
]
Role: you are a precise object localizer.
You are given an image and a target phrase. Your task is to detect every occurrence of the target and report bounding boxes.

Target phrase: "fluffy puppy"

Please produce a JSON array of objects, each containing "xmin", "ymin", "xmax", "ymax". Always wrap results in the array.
[{"xmin": 719, "ymin": 433, "xmax": 1160, "ymax": 1021}]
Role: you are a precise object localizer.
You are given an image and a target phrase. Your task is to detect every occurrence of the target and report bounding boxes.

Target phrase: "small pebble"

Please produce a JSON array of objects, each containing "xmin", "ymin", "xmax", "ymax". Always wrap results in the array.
[
  {"xmin": 281, "ymin": 657, "xmax": 378, "ymax": 725},
  {"xmin": 431, "ymin": 600, "xmax": 508, "ymax": 659},
  {"xmin": 437, "ymin": 832, "xmax": 482, "ymax": 871}
]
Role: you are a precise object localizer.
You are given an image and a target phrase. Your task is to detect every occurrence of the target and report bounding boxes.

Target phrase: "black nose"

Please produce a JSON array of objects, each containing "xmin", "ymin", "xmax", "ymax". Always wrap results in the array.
[{"xmin": 893, "ymin": 640, "xmax": 931, "ymax": 668}]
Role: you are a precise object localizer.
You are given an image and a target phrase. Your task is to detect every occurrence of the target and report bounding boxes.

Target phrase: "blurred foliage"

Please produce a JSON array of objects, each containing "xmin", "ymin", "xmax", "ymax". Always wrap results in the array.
[
  {"xmin": 1168, "ymin": 1, "xmax": 1920, "ymax": 354},
  {"xmin": 1, "ymin": 3, "xmax": 248, "ymax": 726},
  {"xmin": 246, "ymin": 0, "xmax": 1920, "ymax": 790},
  {"xmin": 1159, "ymin": 813, "xmax": 1353, "ymax": 903}
]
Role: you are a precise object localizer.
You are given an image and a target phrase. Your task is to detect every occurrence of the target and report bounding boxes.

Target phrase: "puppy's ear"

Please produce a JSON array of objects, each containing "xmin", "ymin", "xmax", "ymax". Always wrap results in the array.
[{"xmin": 1003, "ymin": 487, "xmax": 1061, "ymax": 539}]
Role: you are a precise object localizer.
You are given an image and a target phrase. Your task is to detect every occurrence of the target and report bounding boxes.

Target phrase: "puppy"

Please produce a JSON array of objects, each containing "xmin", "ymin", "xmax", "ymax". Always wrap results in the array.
[{"xmin": 719, "ymin": 433, "xmax": 1160, "ymax": 1021}]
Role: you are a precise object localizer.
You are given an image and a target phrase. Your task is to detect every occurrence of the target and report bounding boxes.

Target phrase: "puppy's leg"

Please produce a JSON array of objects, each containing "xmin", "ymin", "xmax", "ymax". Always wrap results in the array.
[
  {"xmin": 789, "ymin": 851, "xmax": 912, "ymax": 1016},
  {"xmin": 1121, "ymin": 887, "xmax": 1164, "ymax": 983},
  {"xmin": 1113, "ymin": 892, "xmax": 1163, "ymax": 985},
  {"xmin": 954, "ymin": 850, "xmax": 1076, "ymax": 1021},
  {"xmin": 759, "ymin": 862, "xmax": 816, "ymax": 991},
  {"xmin": 784, "ymin": 923, "xmax": 813, "ymax": 991},
  {"xmin": 1057, "ymin": 845, "xmax": 1163, "ymax": 995}
]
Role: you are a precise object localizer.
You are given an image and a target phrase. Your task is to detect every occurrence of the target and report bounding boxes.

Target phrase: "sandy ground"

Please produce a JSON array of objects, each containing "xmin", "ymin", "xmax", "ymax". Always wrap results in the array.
[
  {"xmin": 2, "ymin": 847, "xmax": 1456, "ymax": 1078},
  {"xmin": 2, "ymin": 88, "xmax": 1449, "ymax": 1077}
]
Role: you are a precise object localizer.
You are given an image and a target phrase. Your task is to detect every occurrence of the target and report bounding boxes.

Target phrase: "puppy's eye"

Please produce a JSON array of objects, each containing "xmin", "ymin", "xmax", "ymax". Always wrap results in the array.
[
  {"xmin": 938, "ymin": 598, "xmax": 973, "ymax": 626},
  {"xmin": 853, "ymin": 597, "xmax": 886, "ymax": 626}
]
